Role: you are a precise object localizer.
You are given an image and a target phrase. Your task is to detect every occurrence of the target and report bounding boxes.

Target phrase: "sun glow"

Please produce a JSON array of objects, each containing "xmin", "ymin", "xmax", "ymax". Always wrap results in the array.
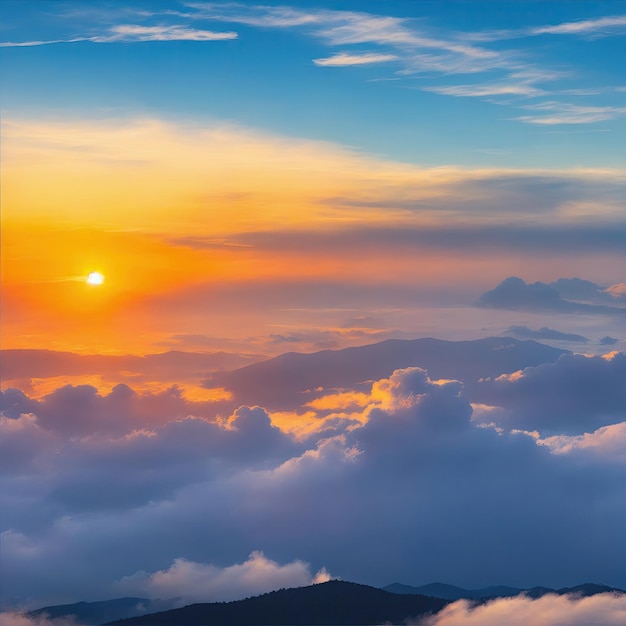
[{"xmin": 86, "ymin": 271, "xmax": 105, "ymax": 285}]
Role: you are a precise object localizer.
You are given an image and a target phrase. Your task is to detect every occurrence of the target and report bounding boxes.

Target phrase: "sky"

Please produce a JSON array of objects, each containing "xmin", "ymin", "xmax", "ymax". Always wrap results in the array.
[{"xmin": 1, "ymin": 1, "xmax": 626, "ymax": 624}]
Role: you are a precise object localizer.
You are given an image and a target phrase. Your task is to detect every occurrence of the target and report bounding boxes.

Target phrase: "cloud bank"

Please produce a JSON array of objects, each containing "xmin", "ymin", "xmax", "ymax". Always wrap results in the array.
[
  {"xmin": 473, "ymin": 351, "xmax": 626, "ymax": 435},
  {"xmin": 427, "ymin": 592, "xmax": 626, "ymax": 626},
  {"xmin": 117, "ymin": 552, "xmax": 330, "ymax": 603},
  {"xmin": 2, "ymin": 349, "xmax": 625, "ymax": 608}
]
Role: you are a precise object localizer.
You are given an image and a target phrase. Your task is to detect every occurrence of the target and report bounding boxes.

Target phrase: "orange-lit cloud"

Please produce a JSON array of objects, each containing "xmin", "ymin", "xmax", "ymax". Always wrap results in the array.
[
  {"xmin": 426, "ymin": 592, "xmax": 626, "ymax": 626},
  {"xmin": 6, "ymin": 117, "xmax": 624, "ymax": 233}
]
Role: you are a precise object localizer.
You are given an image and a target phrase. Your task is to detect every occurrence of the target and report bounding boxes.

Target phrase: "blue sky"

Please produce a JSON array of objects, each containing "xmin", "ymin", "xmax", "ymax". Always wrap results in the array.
[{"xmin": 2, "ymin": 0, "xmax": 626, "ymax": 167}]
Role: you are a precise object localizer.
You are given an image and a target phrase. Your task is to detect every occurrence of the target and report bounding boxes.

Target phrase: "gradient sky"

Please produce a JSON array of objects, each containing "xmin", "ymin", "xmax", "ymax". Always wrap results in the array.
[
  {"xmin": 1, "ymin": 2, "xmax": 626, "ymax": 624},
  {"xmin": 2, "ymin": 0, "xmax": 626, "ymax": 356}
]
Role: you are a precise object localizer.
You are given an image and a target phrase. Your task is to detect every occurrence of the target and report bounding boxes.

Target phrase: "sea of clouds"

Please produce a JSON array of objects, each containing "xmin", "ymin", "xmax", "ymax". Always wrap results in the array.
[{"xmin": 1, "ymin": 343, "xmax": 625, "ymax": 625}]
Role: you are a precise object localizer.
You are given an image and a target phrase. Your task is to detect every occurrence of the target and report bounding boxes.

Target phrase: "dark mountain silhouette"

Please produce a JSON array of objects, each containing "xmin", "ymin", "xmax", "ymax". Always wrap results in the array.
[
  {"xmin": 386, "ymin": 582, "xmax": 471, "ymax": 600},
  {"xmin": 385, "ymin": 581, "xmax": 625, "ymax": 600},
  {"xmin": 544, "ymin": 583, "xmax": 625, "ymax": 598},
  {"xmin": 27, "ymin": 597, "xmax": 179, "ymax": 624},
  {"xmin": 385, "ymin": 581, "xmax": 525, "ymax": 599},
  {"xmin": 107, "ymin": 580, "xmax": 447, "ymax": 626},
  {"xmin": 208, "ymin": 336, "xmax": 567, "ymax": 409},
  {"xmin": 27, "ymin": 580, "xmax": 625, "ymax": 625}
]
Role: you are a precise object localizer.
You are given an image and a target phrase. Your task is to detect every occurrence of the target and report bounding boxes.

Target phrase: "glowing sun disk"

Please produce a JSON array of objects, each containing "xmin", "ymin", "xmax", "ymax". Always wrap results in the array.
[{"xmin": 86, "ymin": 271, "xmax": 105, "ymax": 285}]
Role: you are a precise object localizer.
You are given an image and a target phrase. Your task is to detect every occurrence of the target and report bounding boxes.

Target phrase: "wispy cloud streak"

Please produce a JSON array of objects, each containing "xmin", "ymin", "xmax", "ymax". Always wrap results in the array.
[
  {"xmin": 517, "ymin": 101, "xmax": 626, "ymax": 125},
  {"xmin": 96, "ymin": 24, "xmax": 237, "ymax": 41},
  {"xmin": 468, "ymin": 14, "xmax": 626, "ymax": 41},
  {"xmin": 182, "ymin": 3, "xmax": 625, "ymax": 125},
  {"xmin": 4, "ymin": 2, "xmax": 623, "ymax": 124},
  {"xmin": 0, "ymin": 24, "xmax": 236, "ymax": 47},
  {"xmin": 313, "ymin": 52, "xmax": 398, "ymax": 67},
  {"xmin": 530, "ymin": 14, "xmax": 626, "ymax": 36}
]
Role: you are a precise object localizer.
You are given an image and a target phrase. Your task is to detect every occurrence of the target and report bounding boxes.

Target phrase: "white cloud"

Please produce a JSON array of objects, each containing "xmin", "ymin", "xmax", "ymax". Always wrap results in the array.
[
  {"xmin": 426, "ymin": 83, "xmax": 544, "ymax": 97},
  {"xmin": 96, "ymin": 24, "xmax": 237, "ymax": 42},
  {"xmin": 427, "ymin": 593, "xmax": 626, "ymax": 626},
  {"xmin": 313, "ymin": 52, "xmax": 398, "ymax": 67},
  {"xmin": 0, "ymin": 39, "xmax": 88, "ymax": 48},
  {"xmin": 539, "ymin": 421, "xmax": 626, "ymax": 461},
  {"xmin": 185, "ymin": 3, "xmax": 324, "ymax": 28},
  {"xmin": 468, "ymin": 14, "xmax": 626, "ymax": 42},
  {"xmin": 5, "ymin": 3, "xmax": 623, "ymax": 127},
  {"xmin": 117, "ymin": 551, "xmax": 331, "ymax": 602},
  {"xmin": 187, "ymin": 3, "xmax": 505, "ymax": 69},
  {"xmin": 517, "ymin": 102, "xmax": 626, "ymax": 125},
  {"xmin": 181, "ymin": 4, "xmax": 626, "ymax": 126},
  {"xmin": 0, "ymin": 24, "xmax": 237, "ymax": 47},
  {"xmin": 531, "ymin": 15, "xmax": 626, "ymax": 36}
]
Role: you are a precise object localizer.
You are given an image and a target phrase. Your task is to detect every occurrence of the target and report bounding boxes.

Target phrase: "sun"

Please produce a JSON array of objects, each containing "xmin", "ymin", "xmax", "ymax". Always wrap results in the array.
[{"xmin": 86, "ymin": 271, "xmax": 105, "ymax": 286}]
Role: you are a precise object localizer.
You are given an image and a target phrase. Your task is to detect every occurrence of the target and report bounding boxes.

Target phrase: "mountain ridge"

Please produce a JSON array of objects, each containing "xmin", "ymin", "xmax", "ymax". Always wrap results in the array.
[
  {"xmin": 26, "ymin": 579, "xmax": 626, "ymax": 625},
  {"xmin": 384, "ymin": 581, "xmax": 626, "ymax": 600},
  {"xmin": 106, "ymin": 580, "xmax": 447, "ymax": 626},
  {"xmin": 27, "ymin": 597, "xmax": 180, "ymax": 624},
  {"xmin": 208, "ymin": 336, "xmax": 568, "ymax": 409}
]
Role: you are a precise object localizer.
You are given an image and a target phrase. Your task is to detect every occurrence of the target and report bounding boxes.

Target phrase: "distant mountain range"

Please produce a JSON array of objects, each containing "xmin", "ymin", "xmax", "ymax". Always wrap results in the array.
[
  {"xmin": 1, "ymin": 348, "xmax": 255, "ymax": 380},
  {"xmin": 107, "ymin": 581, "xmax": 447, "ymax": 625},
  {"xmin": 26, "ymin": 579, "xmax": 626, "ymax": 626},
  {"xmin": 383, "ymin": 581, "xmax": 625, "ymax": 600},
  {"xmin": 27, "ymin": 597, "xmax": 180, "ymax": 624},
  {"xmin": 209, "ymin": 336, "xmax": 567, "ymax": 409}
]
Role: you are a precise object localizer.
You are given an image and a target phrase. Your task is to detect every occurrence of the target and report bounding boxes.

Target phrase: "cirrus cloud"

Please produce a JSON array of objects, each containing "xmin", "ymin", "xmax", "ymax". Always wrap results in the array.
[{"xmin": 313, "ymin": 52, "xmax": 398, "ymax": 67}]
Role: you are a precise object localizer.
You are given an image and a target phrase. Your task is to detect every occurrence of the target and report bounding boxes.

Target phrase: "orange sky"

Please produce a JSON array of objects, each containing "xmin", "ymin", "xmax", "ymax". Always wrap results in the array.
[{"xmin": 2, "ymin": 116, "xmax": 624, "ymax": 356}]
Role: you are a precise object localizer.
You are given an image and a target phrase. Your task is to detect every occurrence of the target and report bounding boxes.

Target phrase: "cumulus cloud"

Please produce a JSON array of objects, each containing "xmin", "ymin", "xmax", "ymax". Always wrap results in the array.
[
  {"xmin": 539, "ymin": 421, "xmax": 626, "ymax": 462},
  {"xmin": 426, "ymin": 592, "xmax": 626, "ymax": 626},
  {"xmin": 216, "ymin": 367, "xmax": 626, "ymax": 587},
  {"xmin": 117, "ymin": 551, "xmax": 331, "ymax": 603},
  {"xmin": 473, "ymin": 351, "xmax": 626, "ymax": 435},
  {"xmin": 479, "ymin": 277, "xmax": 571, "ymax": 311},
  {"xmin": 2, "ymin": 360, "xmax": 626, "ymax": 607},
  {"xmin": 0, "ymin": 382, "xmax": 235, "ymax": 438},
  {"xmin": 479, "ymin": 277, "xmax": 626, "ymax": 314},
  {"xmin": 0, "ymin": 385, "xmax": 299, "ymax": 516},
  {"xmin": 550, "ymin": 277, "xmax": 604, "ymax": 302}
]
